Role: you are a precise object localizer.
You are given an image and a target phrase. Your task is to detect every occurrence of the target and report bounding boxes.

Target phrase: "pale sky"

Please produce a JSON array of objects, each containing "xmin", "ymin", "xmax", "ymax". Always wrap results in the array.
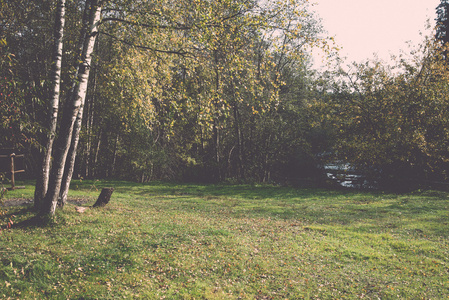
[{"xmin": 312, "ymin": 0, "xmax": 441, "ymax": 67}]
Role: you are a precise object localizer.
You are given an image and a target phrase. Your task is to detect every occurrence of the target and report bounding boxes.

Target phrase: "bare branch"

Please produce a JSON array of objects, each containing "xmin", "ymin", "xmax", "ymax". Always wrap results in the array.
[
  {"xmin": 99, "ymin": 31, "xmax": 190, "ymax": 56},
  {"xmin": 101, "ymin": 17, "xmax": 191, "ymax": 30}
]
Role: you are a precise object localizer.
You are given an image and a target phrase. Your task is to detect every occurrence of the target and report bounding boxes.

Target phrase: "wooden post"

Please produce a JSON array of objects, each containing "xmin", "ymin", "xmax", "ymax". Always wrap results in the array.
[
  {"xmin": 0, "ymin": 150, "xmax": 25, "ymax": 190},
  {"xmin": 93, "ymin": 187, "xmax": 114, "ymax": 207},
  {"xmin": 10, "ymin": 153, "xmax": 15, "ymax": 189},
  {"xmin": 1, "ymin": 152, "xmax": 25, "ymax": 190}
]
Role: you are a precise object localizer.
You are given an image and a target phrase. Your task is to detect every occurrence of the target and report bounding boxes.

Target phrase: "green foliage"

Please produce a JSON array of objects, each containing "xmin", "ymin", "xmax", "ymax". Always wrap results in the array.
[
  {"xmin": 1, "ymin": 181, "xmax": 448, "ymax": 298},
  {"xmin": 0, "ymin": 0, "xmax": 86, "ymax": 167},
  {"xmin": 1, "ymin": 0, "xmax": 331, "ymax": 184},
  {"xmin": 310, "ymin": 38, "xmax": 449, "ymax": 189},
  {"xmin": 436, "ymin": 0, "xmax": 449, "ymax": 45},
  {"xmin": 0, "ymin": 40, "xmax": 39, "ymax": 151},
  {"xmin": 6, "ymin": 0, "xmax": 449, "ymax": 190},
  {"xmin": 78, "ymin": 0, "xmax": 326, "ymax": 182}
]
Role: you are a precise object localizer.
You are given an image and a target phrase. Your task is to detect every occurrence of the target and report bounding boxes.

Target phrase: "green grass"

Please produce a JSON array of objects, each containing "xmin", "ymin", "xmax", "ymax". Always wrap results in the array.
[{"xmin": 1, "ymin": 180, "xmax": 448, "ymax": 299}]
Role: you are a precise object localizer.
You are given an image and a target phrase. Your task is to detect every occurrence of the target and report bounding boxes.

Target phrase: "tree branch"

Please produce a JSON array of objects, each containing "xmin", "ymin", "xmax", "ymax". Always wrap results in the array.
[
  {"xmin": 101, "ymin": 9, "xmax": 246, "ymax": 32},
  {"xmin": 101, "ymin": 17, "xmax": 191, "ymax": 30},
  {"xmin": 99, "ymin": 31, "xmax": 190, "ymax": 56}
]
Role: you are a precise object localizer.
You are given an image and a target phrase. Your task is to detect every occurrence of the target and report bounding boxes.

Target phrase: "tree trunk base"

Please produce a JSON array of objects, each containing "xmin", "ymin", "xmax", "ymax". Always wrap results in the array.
[{"xmin": 93, "ymin": 187, "xmax": 114, "ymax": 207}]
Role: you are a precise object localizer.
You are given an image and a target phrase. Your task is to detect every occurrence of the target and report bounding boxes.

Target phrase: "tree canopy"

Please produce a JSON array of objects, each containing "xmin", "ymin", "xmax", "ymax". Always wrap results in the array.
[
  {"xmin": 310, "ymin": 37, "xmax": 449, "ymax": 190},
  {"xmin": 436, "ymin": 0, "xmax": 449, "ymax": 45}
]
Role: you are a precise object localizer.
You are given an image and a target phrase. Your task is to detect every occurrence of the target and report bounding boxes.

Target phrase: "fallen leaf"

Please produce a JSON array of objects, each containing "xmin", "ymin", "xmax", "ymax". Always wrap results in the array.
[{"xmin": 75, "ymin": 206, "xmax": 88, "ymax": 213}]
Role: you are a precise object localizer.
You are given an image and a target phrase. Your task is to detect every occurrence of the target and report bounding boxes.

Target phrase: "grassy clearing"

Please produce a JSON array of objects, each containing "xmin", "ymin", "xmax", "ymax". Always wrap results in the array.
[{"xmin": 1, "ymin": 180, "xmax": 448, "ymax": 299}]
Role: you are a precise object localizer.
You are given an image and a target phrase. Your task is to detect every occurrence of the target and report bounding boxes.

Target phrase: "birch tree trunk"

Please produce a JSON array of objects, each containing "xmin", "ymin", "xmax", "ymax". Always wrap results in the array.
[
  {"xmin": 233, "ymin": 102, "xmax": 244, "ymax": 180},
  {"xmin": 57, "ymin": 0, "xmax": 95, "ymax": 208},
  {"xmin": 83, "ymin": 67, "xmax": 96, "ymax": 178},
  {"xmin": 34, "ymin": 0, "xmax": 66, "ymax": 211},
  {"xmin": 93, "ymin": 128, "xmax": 102, "ymax": 177},
  {"xmin": 40, "ymin": 0, "xmax": 103, "ymax": 216},
  {"xmin": 58, "ymin": 103, "xmax": 84, "ymax": 208}
]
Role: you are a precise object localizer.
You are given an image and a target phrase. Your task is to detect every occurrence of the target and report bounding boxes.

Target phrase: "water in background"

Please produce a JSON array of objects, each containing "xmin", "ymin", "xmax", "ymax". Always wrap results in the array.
[{"xmin": 324, "ymin": 163, "xmax": 377, "ymax": 189}]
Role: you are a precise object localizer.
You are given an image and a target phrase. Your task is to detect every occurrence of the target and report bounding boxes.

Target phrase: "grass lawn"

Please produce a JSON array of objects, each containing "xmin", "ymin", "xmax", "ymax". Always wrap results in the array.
[{"xmin": 1, "ymin": 180, "xmax": 448, "ymax": 299}]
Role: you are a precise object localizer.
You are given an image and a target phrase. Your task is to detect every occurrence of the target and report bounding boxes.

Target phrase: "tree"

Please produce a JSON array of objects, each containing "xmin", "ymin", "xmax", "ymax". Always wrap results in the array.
[
  {"xmin": 74, "ymin": 0, "xmax": 326, "ymax": 183},
  {"xmin": 40, "ymin": 0, "xmax": 104, "ymax": 216},
  {"xmin": 310, "ymin": 37, "xmax": 449, "ymax": 190},
  {"xmin": 34, "ymin": 0, "xmax": 66, "ymax": 210},
  {"xmin": 436, "ymin": 0, "xmax": 449, "ymax": 45},
  {"xmin": 0, "ymin": 0, "xmax": 54, "ymax": 155},
  {"xmin": 58, "ymin": 0, "xmax": 98, "ymax": 207}
]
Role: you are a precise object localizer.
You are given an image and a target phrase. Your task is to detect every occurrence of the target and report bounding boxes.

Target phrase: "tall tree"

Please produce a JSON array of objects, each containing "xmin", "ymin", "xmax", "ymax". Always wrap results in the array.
[
  {"xmin": 40, "ymin": 0, "xmax": 104, "ymax": 216},
  {"xmin": 436, "ymin": 0, "xmax": 449, "ymax": 45},
  {"xmin": 34, "ymin": 0, "xmax": 66, "ymax": 211},
  {"xmin": 58, "ymin": 0, "xmax": 95, "ymax": 208}
]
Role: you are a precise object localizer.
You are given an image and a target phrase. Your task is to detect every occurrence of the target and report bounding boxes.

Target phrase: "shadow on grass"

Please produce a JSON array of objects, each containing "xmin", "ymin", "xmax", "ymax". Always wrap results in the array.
[
  {"xmin": 1, "ymin": 205, "xmax": 57, "ymax": 229},
  {"xmin": 12, "ymin": 215, "xmax": 48, "ymax": 228},
  {"xmin": 67, "ymin": 179, "xmax": 334, "ymax": 197},
  {"xmin": 117, "ymin": 182, "xmax": 448, "ymax": 237}
]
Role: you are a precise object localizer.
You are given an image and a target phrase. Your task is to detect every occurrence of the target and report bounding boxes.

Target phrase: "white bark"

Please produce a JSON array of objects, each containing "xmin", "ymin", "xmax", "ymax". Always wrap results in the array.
[
  {"xmin": 34, "ymin": 0, "xmax": 66, "ymax": 210},
  {"xmin": 41, "ymin": 0, "xmax": 103, "ymax": 216},
  {"xmin": 58, "ymin": 103, "xmax": 84, "ymax": 208}
]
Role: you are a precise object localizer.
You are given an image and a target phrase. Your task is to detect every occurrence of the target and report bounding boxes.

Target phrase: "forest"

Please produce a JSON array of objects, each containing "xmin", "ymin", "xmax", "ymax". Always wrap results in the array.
[{"xmin": 2, "ymin": 0, "xmax": 449, "ymax": 215}]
